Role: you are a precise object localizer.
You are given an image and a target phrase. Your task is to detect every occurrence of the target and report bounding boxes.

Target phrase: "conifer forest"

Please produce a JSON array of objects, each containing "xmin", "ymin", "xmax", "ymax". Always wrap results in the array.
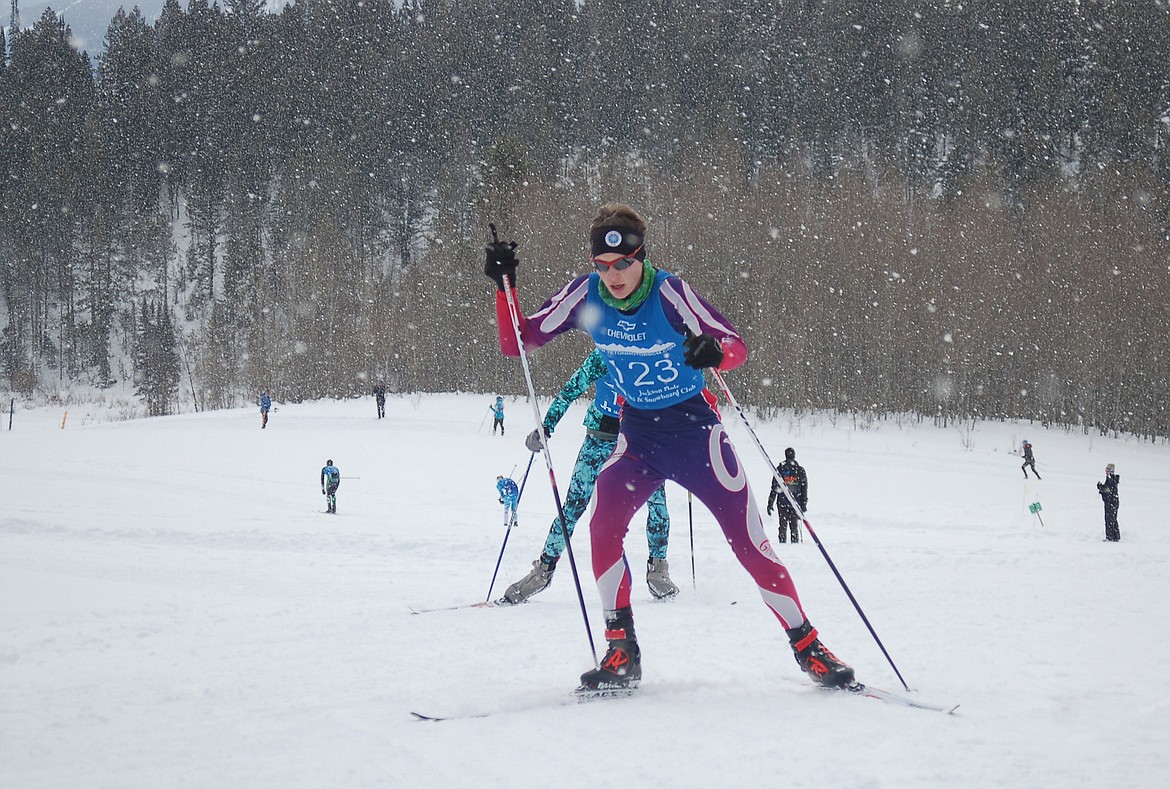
[{"xmin": 1, "ymin": 0, "xmax": 1168, "ymax": 438}]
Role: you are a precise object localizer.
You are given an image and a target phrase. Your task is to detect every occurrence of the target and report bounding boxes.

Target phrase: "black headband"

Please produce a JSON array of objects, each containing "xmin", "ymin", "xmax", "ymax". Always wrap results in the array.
[{"xmin": 590, "ymin": 226, "xmax": 645, "ymax": 259}]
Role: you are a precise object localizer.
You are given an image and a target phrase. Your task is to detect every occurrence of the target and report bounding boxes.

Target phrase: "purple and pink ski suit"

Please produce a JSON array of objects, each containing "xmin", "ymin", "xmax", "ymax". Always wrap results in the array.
[{"xmin": 495, "ymin": 269, "xmax": 811, "ymax": 631}]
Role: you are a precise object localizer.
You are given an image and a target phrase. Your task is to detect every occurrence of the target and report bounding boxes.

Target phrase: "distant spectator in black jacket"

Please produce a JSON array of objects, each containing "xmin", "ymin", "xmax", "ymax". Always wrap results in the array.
[
  {"xmin": 767, "ymin": 447, "xmax": 808, "ymax": 544},
  {"xmin": 373, "ymin": 380, "xmax": 387, "ymax": 419},
  {"xmin": 1097, "ymin": 463, "xmax": 1120, "ymax": 542}
]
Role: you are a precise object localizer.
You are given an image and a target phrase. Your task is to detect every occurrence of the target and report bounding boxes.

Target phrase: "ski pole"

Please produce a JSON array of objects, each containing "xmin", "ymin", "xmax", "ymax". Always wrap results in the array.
[
  {"xmin": 485, "ymin": 452, "xmax": 536, "ymax": 602},
  {"xmin": 709, "ymin": 367, "xmax": 911, "ymax": 692},
  {"xmin": 688, "ymin": 491, "xmax": 696, "ymax": 589},
  {"xmin": 493, "ymin": 223, "xmax": 599, "ymax": 666},
  {"xmin": 478, "ymin": 406, "xmax": 491, "ymax": 433}
]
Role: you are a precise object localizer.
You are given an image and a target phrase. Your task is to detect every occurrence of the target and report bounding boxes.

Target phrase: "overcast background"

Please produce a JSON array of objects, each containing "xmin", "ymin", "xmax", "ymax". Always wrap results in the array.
[
  {"xmin": 13, "ymin": 1, "xmax": 288, "ymax": 54},
  {"xmin": 16, "ymin": 1, "xmax": 164, "ymax": 53}
]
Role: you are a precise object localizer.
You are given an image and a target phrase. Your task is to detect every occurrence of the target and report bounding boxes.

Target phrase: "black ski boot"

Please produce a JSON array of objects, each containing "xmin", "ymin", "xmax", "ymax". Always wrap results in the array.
[
  {"xmin": 786, "ymin": 621, "xmax": 854, "ymax": 688},
  {"xmin": 578, "ymin": 608, "xmax": 641, "ymax": 692}
]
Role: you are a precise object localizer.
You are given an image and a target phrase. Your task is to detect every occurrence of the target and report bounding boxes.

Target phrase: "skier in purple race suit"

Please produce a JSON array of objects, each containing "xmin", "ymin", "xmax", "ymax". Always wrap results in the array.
[{"xmin": 484, "ymin": 203, "xmax": 854, "ymax": 692}]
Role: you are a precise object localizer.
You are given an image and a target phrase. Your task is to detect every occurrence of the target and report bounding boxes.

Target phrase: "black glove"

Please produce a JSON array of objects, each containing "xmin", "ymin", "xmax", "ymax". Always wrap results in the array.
[
  {"xmin": 766, "ymin": 504, "xmax": 774, "ymax": 516},
  {"xmin": 525, "ymin": 426, "xmax": 551, "ymax": 453},
  {"xmin": 683, "ymin": 332, "xmax": 724, "ymax": 369},
  {"xmin": 484, "ymin": 240, "xmax": 519, "ymax": 292}
]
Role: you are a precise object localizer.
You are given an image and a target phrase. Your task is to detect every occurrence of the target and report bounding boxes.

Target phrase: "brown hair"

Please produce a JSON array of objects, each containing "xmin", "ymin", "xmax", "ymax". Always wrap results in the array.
[{"xmin": 590, "ymin": 203, "xmax": 648, "ymax": 236}]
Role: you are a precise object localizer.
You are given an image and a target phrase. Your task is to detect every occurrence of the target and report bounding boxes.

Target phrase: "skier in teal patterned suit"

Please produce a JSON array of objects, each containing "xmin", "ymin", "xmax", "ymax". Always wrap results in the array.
[{"xmin": 498, "ymin": 350, "xmax": 678, "ymax": 604}]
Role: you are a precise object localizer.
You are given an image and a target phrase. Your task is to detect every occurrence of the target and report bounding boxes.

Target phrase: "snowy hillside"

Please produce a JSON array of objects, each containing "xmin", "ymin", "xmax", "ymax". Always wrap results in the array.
[{"xmin": 2, "ymin": 393, "xmax": 1168, "ymax": 788}]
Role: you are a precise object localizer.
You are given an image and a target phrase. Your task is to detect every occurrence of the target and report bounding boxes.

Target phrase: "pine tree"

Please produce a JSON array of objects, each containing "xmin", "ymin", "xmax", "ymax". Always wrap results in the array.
[{"xmin": 134, "ymin": 298, "xmax": 181, "ymax": 415}]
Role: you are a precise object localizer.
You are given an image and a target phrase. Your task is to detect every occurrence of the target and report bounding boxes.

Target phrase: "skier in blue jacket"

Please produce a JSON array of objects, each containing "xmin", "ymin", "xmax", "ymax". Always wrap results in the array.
[
  {"xmin": 496, "ymin": 475, "xmax": 520, "ymax": 527},
  {"xmin": 490, "ymin": 396, "xmax": 506, "ymax": 435},
  {"xmin": 259, "ymin": 389, "xmax": 272, "ymax": 429},
  {"xmin": 321, "ymin": 460, "xmax": 341, "ymax": 514}
]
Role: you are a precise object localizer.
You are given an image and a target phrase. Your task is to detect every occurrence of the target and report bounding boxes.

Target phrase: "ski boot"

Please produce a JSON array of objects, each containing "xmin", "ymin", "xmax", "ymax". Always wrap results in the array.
[
  {"xmin": 578, "ymin": 608, "xmax": 641, "ymax": 694},
  {"xmin": 786, "ymin": 620, "xmax": 854, "ymax": 688},
  {"xmin": 498, "ymin": 555, "xmax": 556, "ymax": 605},
  {"xmin": 646, "ymin": 558, "xmax": 679, "ymax": 599}
]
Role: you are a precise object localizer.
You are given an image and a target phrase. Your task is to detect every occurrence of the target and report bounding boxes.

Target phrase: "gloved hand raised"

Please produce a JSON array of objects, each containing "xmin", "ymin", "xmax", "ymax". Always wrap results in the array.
[
  {"xmin": 484, "ymin": 224, "xmax": 519, "ymax": 292},
  {"xmin": 683, "ymin": 331, "xmax": 724, "ymax": 369},
  {"xmin": 526, "ymin": 426, "xmax": 551, "ymax": 453}
]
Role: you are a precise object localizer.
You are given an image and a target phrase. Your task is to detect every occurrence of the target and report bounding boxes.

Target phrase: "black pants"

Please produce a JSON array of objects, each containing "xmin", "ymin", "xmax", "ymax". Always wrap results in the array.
[
  {"xmin": 492, "ymin": 417, "xmax": 504, "ymax": 435},
  {"xmin": 1104, "ymin": 503, "xmax": 1120, "ymax": 541},
  {"xmin": 1022, "ymin": 460, "xmax": 1040, "ymax": 479},
  {"xmin": 776, "ymin": 511, "xmax": 801, "ymax": 543},
  {"xmin": 376, "ymin": 398, "xmax": 385, "ymax": 418}
]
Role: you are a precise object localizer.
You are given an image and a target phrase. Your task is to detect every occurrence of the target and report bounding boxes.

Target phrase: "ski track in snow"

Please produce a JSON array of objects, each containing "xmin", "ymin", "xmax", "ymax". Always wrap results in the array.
[{"xmin": 2, "ymin": 394, "xmax": 1168, "ymax": 788}]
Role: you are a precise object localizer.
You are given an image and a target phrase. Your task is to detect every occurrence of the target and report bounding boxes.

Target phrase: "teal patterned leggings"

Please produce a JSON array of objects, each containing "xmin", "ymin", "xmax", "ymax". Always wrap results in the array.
[{"xmin": 542, "ymin": 434, "xmax": 669, "ymax": 560}]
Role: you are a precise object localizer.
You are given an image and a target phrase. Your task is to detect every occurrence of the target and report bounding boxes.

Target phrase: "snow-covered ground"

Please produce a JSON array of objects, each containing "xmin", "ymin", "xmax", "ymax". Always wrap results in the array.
[{"xmin": 2, "ymin": 393, "xmax": 1168, "ymax": 788}]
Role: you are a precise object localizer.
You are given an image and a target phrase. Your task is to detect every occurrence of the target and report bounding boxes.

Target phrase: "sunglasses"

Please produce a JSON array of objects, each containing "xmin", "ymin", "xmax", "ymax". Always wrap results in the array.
[{"xmin": 591, "ymin": 246, "xmax": 642, "ymax": 273}]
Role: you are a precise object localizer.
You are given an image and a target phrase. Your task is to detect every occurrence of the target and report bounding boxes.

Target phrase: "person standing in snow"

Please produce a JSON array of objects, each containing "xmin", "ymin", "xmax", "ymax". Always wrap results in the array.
[
  {"xmin": 496, "ymin": 475, "xmax": 519, "ymax": 527},
  {"xmin": 1097, "ymin": 463, "xmax": 1120, "ymax": 542},
  {"xmin": 259, "ymin": 389, "xmax": 272, "ymax": 429},
  {"xmin": 500, "ymin": 349, "xmax": 677, "ymax": 605},
  {"xmin": 490, "ymin": 396, "xmax": 506, "ymax": 435},
  {"xmin": 1021, "ymin": 440, "xmax": 1041, "ymax": 479},
  {"xmin": 321, "ymin": 460, "xmax": 341, "ymax": 514},
  {"xmin": 484, "ymin": 203, "xmax": 854, "ymax": 692},
  {"xmin": 373, "ymin": 380, "xmax": 387, "ymax": 419},
  {"xmin": 767, "ymin": 447, "xmax": 807, "ymax": 544}
]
